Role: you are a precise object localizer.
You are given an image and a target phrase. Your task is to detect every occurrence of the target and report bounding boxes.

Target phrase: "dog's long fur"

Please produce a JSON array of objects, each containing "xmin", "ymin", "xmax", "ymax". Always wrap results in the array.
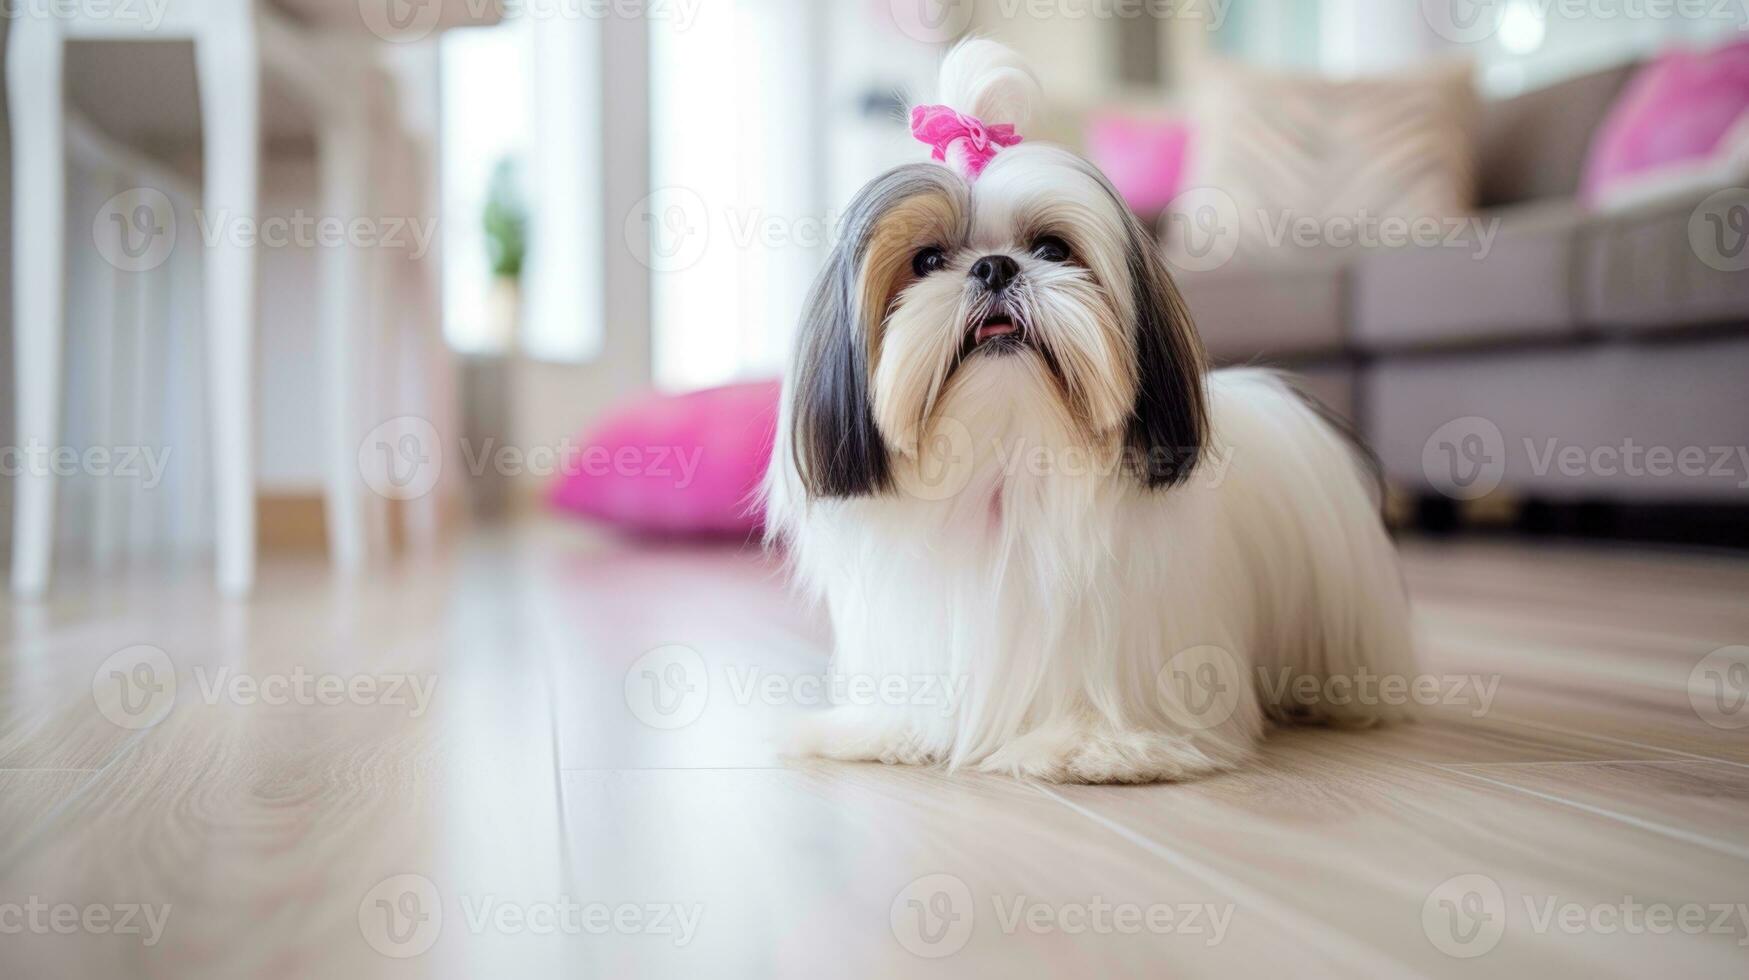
[{"xmin": 762, "ymin": 40, "xmax": 1414, "ymax": 783}]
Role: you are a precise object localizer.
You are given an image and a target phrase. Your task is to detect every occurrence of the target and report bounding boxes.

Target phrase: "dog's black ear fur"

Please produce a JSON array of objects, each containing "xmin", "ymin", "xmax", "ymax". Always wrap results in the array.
[
  {"xmin": 788, "ymin": 164, "xmax": 963, "ymax": 499},
  {"xmin": 1121, "ymin": 212, "xmax": 1209, "ymax": 488},
  {"xmin": 789, "ymin": 236, "xmax": 891, "ymax": 498}
]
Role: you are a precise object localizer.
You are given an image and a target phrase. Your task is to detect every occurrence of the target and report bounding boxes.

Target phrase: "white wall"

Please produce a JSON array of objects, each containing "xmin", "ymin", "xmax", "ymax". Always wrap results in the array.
[{"xmin": 1320, "ymin": 0, "xmax": 1442, "ymax": 76}]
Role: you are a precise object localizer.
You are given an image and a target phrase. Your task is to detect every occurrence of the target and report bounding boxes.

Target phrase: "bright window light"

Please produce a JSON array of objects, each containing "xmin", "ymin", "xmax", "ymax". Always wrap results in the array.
[
  {"xmin": 650, "ymin": 0, "xmax": 822, "ymax": 391},
  {"xmin": 440, "ymin": 23, "xmax": 528, "ymax": 356},
  {"xmin": 1498, "ymin": 0, "xmax": 1547, "ymax": 55},
  {"xmin": 441, "ymin": 18, "xmax": 603, "ymax": 362},
  {"xmin": 525, "ymin": 19, "xmax": 604, "ymax": 363}
]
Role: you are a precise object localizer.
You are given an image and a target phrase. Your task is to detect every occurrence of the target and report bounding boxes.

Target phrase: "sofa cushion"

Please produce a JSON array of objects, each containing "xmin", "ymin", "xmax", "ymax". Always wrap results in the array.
[
  {"xmin": 1577, "ymin": 188, "xmax": 1749, "ymax": 332},
  {"xmin": 1478, "ymin": 61, "xmax": 1638, "ymax": 207},
  {"xmin": 1085, "ymin": 110, "xmax": 1189, "ymax": 220},
  {"xmin": 1351, "ymin": 200, "xmax": 1583, "ymax": 350},
  {"xmin": 1580, "ymin": 39, "xmax": 1749, "ymax": 210},
  {"xmin": 547, "ymin": 381, "xmax": 778, "ymax": 537},
  {"xmin": 1173, "ymin": 257, "xmax": 1347, "ymax": 362},
  {"xmin": 1179, "ymin": 58, "xmax": 1478, "ymax": 267}
]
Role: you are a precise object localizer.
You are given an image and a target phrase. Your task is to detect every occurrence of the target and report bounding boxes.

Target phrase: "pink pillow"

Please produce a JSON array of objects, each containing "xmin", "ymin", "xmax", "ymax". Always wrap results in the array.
[
  {"xmin": 1085, "ymin": 112, "xmax": 1191, "ymax": 217},
  {"xmin": 1582, "ymin": 38, "xmax": 1749, "ymax": 208},
  {"xmin": 548, "ymin": 380, "xmax": 780, "ymax": 537}
]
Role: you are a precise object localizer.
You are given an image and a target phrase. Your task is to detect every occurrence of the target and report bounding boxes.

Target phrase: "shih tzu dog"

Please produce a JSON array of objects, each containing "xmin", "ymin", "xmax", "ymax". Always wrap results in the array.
[{"xmin": 762, "ymin": 40, "xmax": 1414, "ymax": 783}]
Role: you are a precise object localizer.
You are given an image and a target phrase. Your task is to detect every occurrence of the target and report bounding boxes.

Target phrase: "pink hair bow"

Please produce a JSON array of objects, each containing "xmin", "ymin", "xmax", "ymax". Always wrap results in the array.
[{"xmin": 910, "ymin": 104, "xmax": 1022, "ymax": 180}]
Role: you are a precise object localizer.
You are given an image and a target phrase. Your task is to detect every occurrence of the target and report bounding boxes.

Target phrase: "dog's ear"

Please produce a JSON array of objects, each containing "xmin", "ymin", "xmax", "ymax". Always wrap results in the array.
[
  {"xmin": 788, "ymin": 235, "xmax": 891, "ymax": 498},
  {"xmin": 1122, "ymin": 216, "xmax": 1209, "ymax": 488},
  {"xmin": 787, "ymin": 164, "xmax": 964, "ymax": 499}
]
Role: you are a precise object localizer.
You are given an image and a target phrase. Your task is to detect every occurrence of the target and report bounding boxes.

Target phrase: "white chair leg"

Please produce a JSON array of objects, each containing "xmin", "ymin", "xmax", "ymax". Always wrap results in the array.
[
  {"xmin": 404, "ymin": 141, "xmax": 451, "ymax": 556},
  {"xmin": 402, "ymin": 312, "xmax": 447, "ymax": 555},
  {"xmin": 166, "ymin": 192, "xmax": 212, "ymax": 560},
  {"xmin": 89, "ymin": 182, "xmax": 126, "ymax": 571},
  {"xmin": 8, "ymin": 22, "xmax": 65, "ymax": 598},
  {"xmin": 197, "ymin": 27, "xmax": 260, "ymax": 596},
  {"xmin": 126, "ymin": 252, "xmax": 163, "ymax": 563},
  {"xmin": 317, "ymin": 112, "xmax": 369, "ymax": 570},
  {"xmin": 361, "ymin": 241, "xmax": 393, "ymax": 559}
]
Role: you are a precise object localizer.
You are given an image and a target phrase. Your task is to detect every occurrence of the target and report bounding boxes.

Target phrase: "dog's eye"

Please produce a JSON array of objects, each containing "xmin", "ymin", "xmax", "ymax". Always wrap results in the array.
[
  {"xmin": 911, "ymin": 246, "xmax": 946, "ymax": 277},
  {"xmin": 1031, "ymin": 236, "xmax": 1071, "ymax": 263}
]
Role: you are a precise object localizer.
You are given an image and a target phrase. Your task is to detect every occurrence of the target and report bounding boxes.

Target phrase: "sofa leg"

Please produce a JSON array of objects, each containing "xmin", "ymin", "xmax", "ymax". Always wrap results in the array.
[
  {"xmin": 1518, "ymin": 498, "xmax": 1555, "ymax": 536},
  {"xmin": 1415, "ymin": 495, "xmax": 1460, "ymax": 535},
  {"xmin": 1517, "ymin": 499, "xmax": 1619, "ymax": 539}
]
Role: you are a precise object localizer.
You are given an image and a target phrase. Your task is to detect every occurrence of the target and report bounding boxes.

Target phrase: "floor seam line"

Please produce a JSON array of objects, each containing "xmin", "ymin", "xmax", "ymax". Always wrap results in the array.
[
  {"xmin": 1437, "ymin": 759, "xmax": 1700, "ymax": 768},
  {"xmin": 1493, "ymin": 717, "xmax": 1749, "ymax": 772},
  {"xmin": 1430, "ymin": 763, "xmax": 1749, "ymax": 862},
  {"xmin": 1028, "ymin": 781, "xmax": 1416, "ymax": 978}
]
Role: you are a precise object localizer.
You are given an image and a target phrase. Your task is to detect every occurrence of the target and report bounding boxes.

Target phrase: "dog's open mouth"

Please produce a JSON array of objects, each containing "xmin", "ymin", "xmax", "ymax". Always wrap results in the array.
[{"xmin": 969, "ymin": 311, "xmax": 1023, "ymax": 350}]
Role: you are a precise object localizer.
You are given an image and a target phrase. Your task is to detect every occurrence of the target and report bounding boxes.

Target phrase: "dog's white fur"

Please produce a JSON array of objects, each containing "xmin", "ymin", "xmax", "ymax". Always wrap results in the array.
[{"xmin": 763, "ymin": 41, "xmax": 1414, "ymax": 784}]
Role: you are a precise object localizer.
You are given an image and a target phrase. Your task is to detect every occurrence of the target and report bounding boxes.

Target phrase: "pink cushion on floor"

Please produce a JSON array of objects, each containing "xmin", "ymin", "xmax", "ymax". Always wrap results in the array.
[
  {"xmin": 1085, "ymin": 111, "xmax": 1191, "ymax": 218},
  {"xmin": 548, "ymin": 379, "xmax": 780, "ymax": 537},
  {"xmin": 1582, "ymin": 38, "xmax": 1749, "ymax": 208}
]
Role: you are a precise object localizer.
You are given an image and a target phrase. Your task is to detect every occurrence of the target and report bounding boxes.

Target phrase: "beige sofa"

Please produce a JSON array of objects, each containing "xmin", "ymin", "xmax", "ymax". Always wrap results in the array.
[{"xmin": 1169, "ymin": 60, "xmax": 1749, "ymax": 517}]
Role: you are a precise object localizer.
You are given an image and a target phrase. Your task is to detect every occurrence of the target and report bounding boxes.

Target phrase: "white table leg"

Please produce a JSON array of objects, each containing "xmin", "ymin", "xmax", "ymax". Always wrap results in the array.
[
  {"xmin": 198, "ymin": 27, "xmax": 261, "ymax": 596},
  {"xmin": 318, "ymin": 111, "xmax": 369, "ymax": 570},
  {"xmin": 8, "ymin": 22, "xmax": 65, "ymax": 598}
]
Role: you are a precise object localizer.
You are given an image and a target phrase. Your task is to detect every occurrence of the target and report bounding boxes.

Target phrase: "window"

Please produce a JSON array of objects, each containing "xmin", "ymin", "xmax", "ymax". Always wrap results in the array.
[
  {"xmin": 441, "ymin": 17, "xmax": 603, "ymax": 362},
  {"xmin": 649, "ymin": 0, "xmax": 824, "ymax": 391}
]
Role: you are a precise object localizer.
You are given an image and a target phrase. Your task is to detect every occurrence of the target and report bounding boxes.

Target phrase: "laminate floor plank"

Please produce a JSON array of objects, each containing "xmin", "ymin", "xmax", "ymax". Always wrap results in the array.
[
  {"xmin": 0, "ymin": 528, "xmax": 1743, "ymax": 977},
  {"xmin": 1047, "ymin": 730, "xmax": 1749, "ymax": 977},
  {"xmin": 555, "ymin": 764, "xmax": 1350, "ymax": 979}
]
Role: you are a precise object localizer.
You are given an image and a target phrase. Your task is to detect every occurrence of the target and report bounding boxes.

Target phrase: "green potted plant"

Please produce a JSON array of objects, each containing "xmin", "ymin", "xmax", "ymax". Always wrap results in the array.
[{"xmin": 482, "ymin": 157, "xmax": 528, "ymax": 349}]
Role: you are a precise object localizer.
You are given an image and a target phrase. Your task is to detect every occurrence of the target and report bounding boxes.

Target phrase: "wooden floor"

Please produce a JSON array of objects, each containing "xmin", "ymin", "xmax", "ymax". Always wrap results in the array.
[{"xmin": 3, "ymin": 524, "xmax": 1747, "ymax": 978}]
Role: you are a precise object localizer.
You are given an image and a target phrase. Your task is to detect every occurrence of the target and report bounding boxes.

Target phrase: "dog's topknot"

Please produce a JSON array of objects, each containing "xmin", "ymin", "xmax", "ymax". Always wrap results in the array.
[{"xmin": 934, "ymin": 38, "xmax": 1043, "ymax": 134}]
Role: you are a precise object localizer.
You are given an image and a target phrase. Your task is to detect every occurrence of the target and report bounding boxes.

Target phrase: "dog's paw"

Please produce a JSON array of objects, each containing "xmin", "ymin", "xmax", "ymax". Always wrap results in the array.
[
  {"xmin": 973, "ymin": 727, "xmax": 1080, "ymax": 782},
  {"xmin": 1061, "ymin": 728, "xmax": 1242, "ymax": 783},
  {"xmin": 978, "ymin": 723, "xmax": 1245, "ymax": 784},
  {"xmin": 784, "ymin": 709, "xmax": 941, "ymax": 767}
]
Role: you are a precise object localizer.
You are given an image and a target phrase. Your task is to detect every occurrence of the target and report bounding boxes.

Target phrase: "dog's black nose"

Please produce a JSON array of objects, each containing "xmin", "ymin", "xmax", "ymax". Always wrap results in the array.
[{"xmin": 970, "ymin": 254, "xmax": 1018, "ymax": 293}]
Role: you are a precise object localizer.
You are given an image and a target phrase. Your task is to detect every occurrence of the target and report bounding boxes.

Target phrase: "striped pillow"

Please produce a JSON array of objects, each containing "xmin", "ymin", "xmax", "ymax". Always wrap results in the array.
[{"xmin": 1173, "ymin": 59, "xmax": 1479, "ymax": 266}]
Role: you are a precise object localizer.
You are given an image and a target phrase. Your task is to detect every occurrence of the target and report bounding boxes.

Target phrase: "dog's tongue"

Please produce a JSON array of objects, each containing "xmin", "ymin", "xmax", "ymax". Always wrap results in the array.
[{"xmin": 975, "ymin": 320, "xmax": 1017, "ymax": 343}]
